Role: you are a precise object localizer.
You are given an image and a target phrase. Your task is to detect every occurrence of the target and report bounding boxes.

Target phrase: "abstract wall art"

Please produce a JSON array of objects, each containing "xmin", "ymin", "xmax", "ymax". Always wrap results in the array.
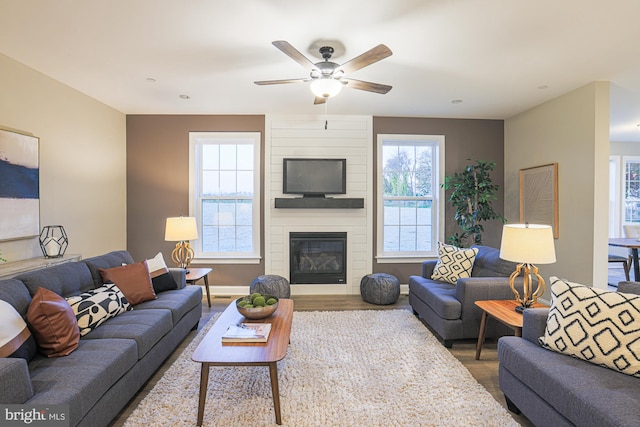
[
  {"xmin": 0, "ymin": 128, "xmax": 39, "ymax": 240},
  {"xmin": 519, "ymin": 162, "xmax": 559, "ymax": 238}
]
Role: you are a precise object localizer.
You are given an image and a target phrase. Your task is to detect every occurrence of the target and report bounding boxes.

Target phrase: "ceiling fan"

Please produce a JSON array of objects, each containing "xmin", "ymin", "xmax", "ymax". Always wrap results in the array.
[{"xmin": 254, "ymin": 40, "xmax": 393, "ymax": 104}]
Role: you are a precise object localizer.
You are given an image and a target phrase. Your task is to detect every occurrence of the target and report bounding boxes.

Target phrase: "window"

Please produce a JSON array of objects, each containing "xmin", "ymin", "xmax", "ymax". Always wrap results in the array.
[
  {"xmin": 624, "ymin": 157, "xmax": 640, "ymax": 224},
  {"xmin": 376, "ymin": 134, "xmax": 444, "ymax": 262},
  {"xmin": 189, "ymin": 132, "xmax": 261, "ymax": 263}
]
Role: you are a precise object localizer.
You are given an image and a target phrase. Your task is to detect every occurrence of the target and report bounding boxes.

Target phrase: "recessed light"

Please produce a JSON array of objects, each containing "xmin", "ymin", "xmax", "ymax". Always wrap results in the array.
[
  {"xmin": 451, "ymin": 99, "xmax": 463, "ymax": 104},
  {"xmin": 179, "ymin": 94, "xmax": 190, "ymax": 100},
  {"xmin": 145, "ymin": 77, "xmax": 156, "ymax": 83}
]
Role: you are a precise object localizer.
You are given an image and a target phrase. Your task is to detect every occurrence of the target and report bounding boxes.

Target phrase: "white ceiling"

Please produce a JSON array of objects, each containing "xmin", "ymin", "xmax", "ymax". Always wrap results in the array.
[{"xmin": 2, "ymin": 0, "xmax": 640, "ymax": 142}]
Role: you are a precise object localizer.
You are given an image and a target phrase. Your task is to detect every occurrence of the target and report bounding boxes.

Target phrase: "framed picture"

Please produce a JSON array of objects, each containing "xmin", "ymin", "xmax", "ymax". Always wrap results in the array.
[
  {"xmin": 0, "ymin": 128, "xmax": 39, "ymax": 241},
  {"xmin": 519, "ymin": 163, "xmax": 559, "ymax": 238}
]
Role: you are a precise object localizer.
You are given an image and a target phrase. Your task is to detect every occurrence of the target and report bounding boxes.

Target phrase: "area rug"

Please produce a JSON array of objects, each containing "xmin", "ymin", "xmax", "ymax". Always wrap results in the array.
[{"xmin": 124, "ymin": 309, "xmax": 518, "ymax": 426}]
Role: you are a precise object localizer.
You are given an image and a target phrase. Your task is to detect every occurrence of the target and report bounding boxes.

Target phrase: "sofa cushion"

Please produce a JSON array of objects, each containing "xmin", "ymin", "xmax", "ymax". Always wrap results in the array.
[
  {"xmin": 65, "ymin": 283, "xmax": 132, "ymax": 336},
  {"xmin": 27, "ymin": 338, "xmax": 138, "ymax": 426},
  {"xmin": 0, "ymin": 300, "xmax": 36, "ymax": 361},
  {"xmin": 470, "ymin": 245, "xmax": 517, "ymax": 277},
  {"xmin": 431, "ymin": 242, "xmax": 478, "ymax": 284},
  {"xmin": 132, "ymin": 285, "xmax": 203, "ymax": 325},
  {"xmin": 99, "ymin": 262, "xmax": 156, "ymax": 305},
  {"xmin": 26, "ymin": 287, "xmax": 80, "ymax": 357},
  {"xmin": 83, "ymin": 250, "xmax": 135, "ymax": 288},
  {"xmin": 80, "ymin": 309, "xmax": 173, "ymax": 359},
  {"xmin": 540, "ymin": 277, "xmax": 640, "ymax": 378},
  {"xmin": 146, "ymin": 252, "xmax": 178, "ymax": 293},
  {"xmin": 16, "ymin": 262, "xmax": 95, "ymax": 298}
]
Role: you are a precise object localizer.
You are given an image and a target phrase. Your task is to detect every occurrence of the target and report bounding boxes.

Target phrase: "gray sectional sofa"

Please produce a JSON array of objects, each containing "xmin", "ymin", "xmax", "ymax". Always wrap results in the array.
[
  {"xmin": 408, "ymin": 245, "xmax": 522, "ymax": 347},
  {"xmin": 498, "ymin": 281, "xmax": 640, "ymax": 426},
  {"xmin": 0, "ymin": 250, "xmax": 203, "ymax": 427}
]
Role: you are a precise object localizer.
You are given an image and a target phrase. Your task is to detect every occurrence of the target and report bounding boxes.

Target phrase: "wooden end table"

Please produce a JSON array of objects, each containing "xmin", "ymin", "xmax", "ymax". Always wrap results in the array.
[
  {"xmin": 474, "ymin": 299, "xmax": 547, "ymax": 360},
  {"xmin": 186, "ymin": 267, "xmax": 212, "ymax": 307},
  {"xmin": 191, "ymin": 298, "xmax": 294, "ymax": 426}
]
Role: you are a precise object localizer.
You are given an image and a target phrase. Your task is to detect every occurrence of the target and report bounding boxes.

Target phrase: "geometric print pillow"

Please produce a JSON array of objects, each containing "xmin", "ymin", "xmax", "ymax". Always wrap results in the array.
[
  {"xmin": 65, "ymin": 284, "xmax": 132, "ymax": 336},
  {"xmin": 539, "ymin": 277, "xmax": 640, "ymax": 378},
  {"xmin": 430, "ymin": 242, "xmax": 479, "ymax": 285},
  {"xmin": 145, "ymin": 252, "xmax": 178, "ymax": 293}
]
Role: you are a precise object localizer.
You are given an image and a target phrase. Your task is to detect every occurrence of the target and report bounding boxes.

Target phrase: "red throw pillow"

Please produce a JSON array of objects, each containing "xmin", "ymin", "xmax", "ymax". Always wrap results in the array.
[
  {"xmin": 99, "ymin": 261, "xmax": 156, "ymax": 305},
  {"xmin": 26, "ymin": 287, "xmax": 80, "ymax": 357}
]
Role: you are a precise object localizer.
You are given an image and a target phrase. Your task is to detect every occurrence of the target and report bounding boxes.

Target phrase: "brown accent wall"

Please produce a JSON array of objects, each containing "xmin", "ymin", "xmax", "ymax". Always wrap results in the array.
[
  {"xmin": 372, "ymin": 117, "xmax": 505, "ymax": 283},
  {"xmin": 126, "ymin": 115, "xmax": 265, "ymax": 286}
]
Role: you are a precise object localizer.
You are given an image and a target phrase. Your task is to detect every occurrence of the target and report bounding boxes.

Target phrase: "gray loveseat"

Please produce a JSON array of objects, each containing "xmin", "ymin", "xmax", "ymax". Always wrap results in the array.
[
  {"xmin": 498, "ymin": 281, "xmax": 640, "ymax": 426},
  {"xmin": 0, "ymin": 250, "xmax": 203, "ymax": 427},
  {"xmin": 408, "ymin": 245, "xmax": 521, "ymax": 347}
]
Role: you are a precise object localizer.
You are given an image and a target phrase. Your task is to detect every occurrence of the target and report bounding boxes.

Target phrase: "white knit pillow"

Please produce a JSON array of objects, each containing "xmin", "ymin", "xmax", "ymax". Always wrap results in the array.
[{"xmin": 431, "ymin": 242, "xmax": 478, "ymax": 284}]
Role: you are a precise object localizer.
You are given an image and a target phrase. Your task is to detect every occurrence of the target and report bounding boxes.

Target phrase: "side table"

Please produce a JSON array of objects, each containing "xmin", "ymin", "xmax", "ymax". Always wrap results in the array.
[
  {"xmin": 474, "ymin": 299, "xmax": 547, "ymax": 360},
  {"xmin": 186, "ymin": 267, "xmax": 213, "ymax": 307}
]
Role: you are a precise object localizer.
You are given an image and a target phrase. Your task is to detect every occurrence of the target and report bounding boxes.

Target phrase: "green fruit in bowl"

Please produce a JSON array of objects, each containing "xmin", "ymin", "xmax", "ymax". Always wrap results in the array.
[
  {"xmin": 266, "ymin": 298, "xmax": 277, "ymax": 305},
  {"xmin": 250, "ymin": 293, "xmax": 261, "ymax": 303},
  {"xmin": 253, "ymin": 296, "xmax": 266, "ymax": 306}
]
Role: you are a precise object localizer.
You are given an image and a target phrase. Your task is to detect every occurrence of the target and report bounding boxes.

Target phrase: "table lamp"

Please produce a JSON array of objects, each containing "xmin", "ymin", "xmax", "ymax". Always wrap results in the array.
[
  {"xmin": 499, "ymin": 223, "xmax": 556, "ymax": 312},
  {"xmin": 165, "ymin": 217, "xmax": 198, "ymax": 271}
]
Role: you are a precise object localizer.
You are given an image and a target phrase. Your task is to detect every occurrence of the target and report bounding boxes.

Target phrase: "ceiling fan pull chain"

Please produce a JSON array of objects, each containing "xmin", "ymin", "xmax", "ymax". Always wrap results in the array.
[{"xmin": 324, "ymin": 99, "xmax": 329, "ymax": 129}]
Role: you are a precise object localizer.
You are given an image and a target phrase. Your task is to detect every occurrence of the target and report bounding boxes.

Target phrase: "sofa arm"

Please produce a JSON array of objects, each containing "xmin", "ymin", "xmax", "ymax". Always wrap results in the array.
[
  {"xmin": 421, "ymin": 260, "xmax": 437, "ymax": 278},
  {"xmin": 169, "ymin": 268, "xmax": 187, "ymax": 289},
  {"xmin": 455, "ymin": 276, "xmax": 520, "ymax": 306},
  {"xmin": 617, "ymin": 281, "xmax": 640, "ymax": 295},
  {"xmin": 522, "ymin": 308, "xmax": 550, "ymax": 345},
  {"xmin": 0, "ymin": 358, "xmax": 33, "ymax": 404}
]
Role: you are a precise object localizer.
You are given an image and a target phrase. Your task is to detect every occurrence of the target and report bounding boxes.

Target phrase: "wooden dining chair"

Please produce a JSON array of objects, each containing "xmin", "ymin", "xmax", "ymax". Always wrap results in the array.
[{"xmin": 608, "ymin": 253, "xmax": 630, "ymax": 281}]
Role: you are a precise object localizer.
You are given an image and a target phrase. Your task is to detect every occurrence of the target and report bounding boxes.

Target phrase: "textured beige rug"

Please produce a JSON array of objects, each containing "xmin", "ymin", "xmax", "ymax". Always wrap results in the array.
[{"xmin": 124, "ymin": 309, "xmax": 518, "ymax": 426}]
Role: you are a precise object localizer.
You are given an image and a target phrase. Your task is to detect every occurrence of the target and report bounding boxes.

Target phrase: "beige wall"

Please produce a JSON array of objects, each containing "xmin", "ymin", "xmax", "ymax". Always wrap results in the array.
[
  {"xmin": 372, "ymin": 117, "xmax": 506, "ymax": 284},
  {"xmin": 505, "ymin": 81, "xmax": 610, "ymax": 291},
  {"xmin": 126, "ymin": 115, "xmax": 265, "ymax": 286},
  {"xmin": 0, "ymin": 53, "xmax": 126, "ymax": 262}
]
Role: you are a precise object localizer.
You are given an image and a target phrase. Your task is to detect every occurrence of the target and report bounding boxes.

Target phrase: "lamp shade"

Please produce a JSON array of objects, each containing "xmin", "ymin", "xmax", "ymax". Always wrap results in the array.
[
  {"xmin": 165, "ymin": 217, "xmax": 198, "ymax": 241},
  {"xmin": 310, "ymin": 77, "xmax": 342, "ymax": 98},
  {"xmin": 499, "ymin": 224, "xmax": 556, "ymax": 264}
]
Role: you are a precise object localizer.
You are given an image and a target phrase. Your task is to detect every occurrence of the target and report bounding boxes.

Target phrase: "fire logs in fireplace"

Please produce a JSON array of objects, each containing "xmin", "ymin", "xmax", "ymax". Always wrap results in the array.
[{"xmin": 290, "ymin": 232, "xmax": 347, "ymax": 284}]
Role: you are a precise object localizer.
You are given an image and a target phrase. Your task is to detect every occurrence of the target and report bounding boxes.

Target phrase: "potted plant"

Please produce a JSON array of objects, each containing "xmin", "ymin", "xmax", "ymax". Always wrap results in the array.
[{"xmin": 442, "ymin": 159, "xmax": 505, "ymax": 247}]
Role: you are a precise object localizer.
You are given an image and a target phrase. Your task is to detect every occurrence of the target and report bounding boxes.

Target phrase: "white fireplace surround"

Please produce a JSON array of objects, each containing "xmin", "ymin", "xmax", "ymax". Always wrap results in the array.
[{"xmin": 264, "ymin": 115, "xmax": 374, "ymax": 295}]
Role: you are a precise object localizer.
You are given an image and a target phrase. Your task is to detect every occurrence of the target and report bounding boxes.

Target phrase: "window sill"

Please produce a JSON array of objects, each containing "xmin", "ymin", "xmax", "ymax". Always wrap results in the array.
[
  {"xmin": 375, "ymin": 255, "xmax": 436, "ymax": 264},
  {"xmin": 192, "ymin": 256, "xmax": 262, "ymax": 265}
]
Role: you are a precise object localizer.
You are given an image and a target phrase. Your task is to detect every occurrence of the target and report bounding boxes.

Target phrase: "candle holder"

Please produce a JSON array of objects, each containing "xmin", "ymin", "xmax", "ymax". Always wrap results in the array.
[{"xmin": 39, "ymin": 226, "xmax": 68, "ymax": 258}]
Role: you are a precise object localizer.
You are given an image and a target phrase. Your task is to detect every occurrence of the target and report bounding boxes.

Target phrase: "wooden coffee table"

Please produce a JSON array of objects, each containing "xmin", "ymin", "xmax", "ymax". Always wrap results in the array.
[
  {"xmin": 474, "ymin": 299, "xmax": 547, "ymax": 360},
  {"xmin": 191, "ymin": 298, "xmax": 293, "ymax": 426}
]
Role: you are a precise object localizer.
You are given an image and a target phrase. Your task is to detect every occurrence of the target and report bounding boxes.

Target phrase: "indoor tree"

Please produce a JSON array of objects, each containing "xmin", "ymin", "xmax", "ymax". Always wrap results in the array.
[{"xmin": 441, "ymin": 159, "xmax": 505, "ymax": 247}]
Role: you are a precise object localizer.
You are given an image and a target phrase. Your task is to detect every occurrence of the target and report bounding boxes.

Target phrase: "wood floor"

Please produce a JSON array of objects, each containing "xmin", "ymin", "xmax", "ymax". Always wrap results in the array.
[{"xmin": 109, "ymin": 294, "xmax": 534, "ymax": 427}]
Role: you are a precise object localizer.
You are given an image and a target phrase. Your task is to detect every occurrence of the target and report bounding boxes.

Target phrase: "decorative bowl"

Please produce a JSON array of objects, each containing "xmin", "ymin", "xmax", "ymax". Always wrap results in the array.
[{"xmin": 235, "ymin": 295, "xmax": 279, "ymax": 319}]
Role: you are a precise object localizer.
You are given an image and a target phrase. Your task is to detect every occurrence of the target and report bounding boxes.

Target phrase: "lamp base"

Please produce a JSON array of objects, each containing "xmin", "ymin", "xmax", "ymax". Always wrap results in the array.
[{"xmin": 515, "ymin": 305, "xmax": 526, "ymax": 314}]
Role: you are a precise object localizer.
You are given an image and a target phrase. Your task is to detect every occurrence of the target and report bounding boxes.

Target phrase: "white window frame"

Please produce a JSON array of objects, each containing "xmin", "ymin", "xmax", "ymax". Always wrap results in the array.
[
  {"xmin": 376, "ymin": 134, "xmax": 445, "ymax": 263},
  {"xmin": 189, "ymin": 132, "xmax": 261, "ymax": 264}
]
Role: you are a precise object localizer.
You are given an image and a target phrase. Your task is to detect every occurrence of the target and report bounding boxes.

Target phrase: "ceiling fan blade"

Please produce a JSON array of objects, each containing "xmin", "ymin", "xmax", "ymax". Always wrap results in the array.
[
  {"xmin": 314, "ymin": 96, "xmax": 327, "ymax": 105},
  {"xmin": 254, "ymin": 78, "xmax": 310, "ymax": 86},
  {"xmin": 341, "ymin": 78, "xmax": 392, "ymax": 94},
  {"xmin": 337, "ymin": 44, "xmax": 392, "ymax": 74},
  {"xmin": 272, "ymin": 40, "xmax": 319, "ymax": 72}
]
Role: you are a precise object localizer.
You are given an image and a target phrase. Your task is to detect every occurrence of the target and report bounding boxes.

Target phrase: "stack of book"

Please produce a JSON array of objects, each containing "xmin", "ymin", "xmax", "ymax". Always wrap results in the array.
[{"xmin": 221, "ymin": 323, "xmax": 272, "ymax": 343}]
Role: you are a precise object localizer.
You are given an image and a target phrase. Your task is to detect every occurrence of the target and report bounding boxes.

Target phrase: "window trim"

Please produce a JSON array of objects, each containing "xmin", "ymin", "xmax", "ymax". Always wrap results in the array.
[
  {"xmin": 375, "ymin": 134, "xmax": 445, "ymax": 263},
  {"xmin": 189, "ymin": 131, "xmax": 261, "ymax": 264}
]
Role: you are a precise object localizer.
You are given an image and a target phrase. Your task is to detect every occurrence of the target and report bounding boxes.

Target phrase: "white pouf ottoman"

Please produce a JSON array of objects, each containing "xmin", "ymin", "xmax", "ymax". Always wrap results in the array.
[
  {"xmin": 360, "ymin": 273, "xmax": 400, "ymax": 305},
  {"xmin": 250, "ymin": 275, "xmax": 291, "ymax": 298}
]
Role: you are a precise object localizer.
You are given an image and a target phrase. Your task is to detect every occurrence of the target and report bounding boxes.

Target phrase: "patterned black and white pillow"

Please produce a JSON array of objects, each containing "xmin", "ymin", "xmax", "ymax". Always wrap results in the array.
[
  {"xmin": 540, "ymin": 277, "xmax": 640, "ymax": 378},
  {"xmin": 146, "ymin": 252, "xmax": 178, "ymax": 293},
  {"xmin": 66, "ymin": 283, "xmax": 132, "ymax": 336},
  {"xmin": 0, "ymin": 300, "xmax": 37, "ymax": 361},
  {"xmin": 431, "ymin": 242, "xmax": 479, "ymax": 284}
]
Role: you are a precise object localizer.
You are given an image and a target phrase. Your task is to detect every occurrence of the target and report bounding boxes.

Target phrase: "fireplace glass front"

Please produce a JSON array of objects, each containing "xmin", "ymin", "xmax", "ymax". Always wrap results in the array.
[{"xmin": 289, "ymin": 232, "xmax": 347, "ymax": 284}]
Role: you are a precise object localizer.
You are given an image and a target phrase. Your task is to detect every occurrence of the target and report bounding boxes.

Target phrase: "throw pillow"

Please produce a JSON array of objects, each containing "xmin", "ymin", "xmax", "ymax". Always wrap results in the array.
[
  {"xmin": 26, "ymin": 287, "xmax": 80, "ymax": 357},
  {"xmin": 0, "ymin": 300, "xmax": 37, "ymax": 361},
  {"xmin": 540, "ymin": 277, "xmax": 640, "ymax": 378},
  {"xmin": 65, "ymin": 283, "xmax": 132, "ymax": 336},
  {"xmin": 431, "ymin": 242, "xmax": 479, "ymax": 284},
  {"xmin": 145, "ymin": 252, "xmax": 178, "ymax": 293},
  {"xmin": 99, "ymin": 261, "xmax": 156, "ymax": 305}
]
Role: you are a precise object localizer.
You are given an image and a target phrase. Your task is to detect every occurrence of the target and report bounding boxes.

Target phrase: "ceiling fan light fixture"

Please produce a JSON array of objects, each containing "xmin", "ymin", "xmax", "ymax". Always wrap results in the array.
[{"xmin": 310, "ymin": 78, "xmax": 342, "ymax": 98}]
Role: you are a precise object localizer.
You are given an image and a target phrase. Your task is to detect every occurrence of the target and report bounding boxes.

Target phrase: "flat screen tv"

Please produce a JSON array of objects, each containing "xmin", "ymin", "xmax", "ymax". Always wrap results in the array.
[{"xmin": 283, "ymin": 158, "xmax": 346, "ymax": 197}]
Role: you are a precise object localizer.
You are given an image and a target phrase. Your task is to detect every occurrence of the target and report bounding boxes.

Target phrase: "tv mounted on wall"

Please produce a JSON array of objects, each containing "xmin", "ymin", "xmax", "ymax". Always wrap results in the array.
[{"xmin": 283, "ymin": 158, "xmax": 346, "ymax": 198}]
